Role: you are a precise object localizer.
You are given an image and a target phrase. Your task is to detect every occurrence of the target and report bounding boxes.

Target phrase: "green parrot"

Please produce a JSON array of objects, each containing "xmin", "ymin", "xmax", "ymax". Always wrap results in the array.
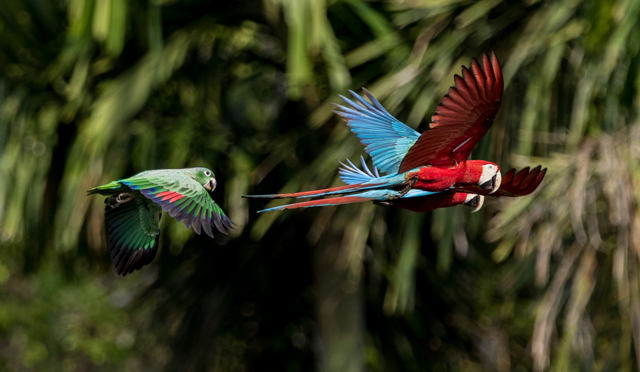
[{"xmin": 87, "ymin": 167, "xmax": 234, "ymax": 276}]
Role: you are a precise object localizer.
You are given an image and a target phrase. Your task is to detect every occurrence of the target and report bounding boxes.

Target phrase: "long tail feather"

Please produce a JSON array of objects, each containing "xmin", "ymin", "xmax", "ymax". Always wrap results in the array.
[
  {"xmin": 258, "ymin": 196, "xmax": 375, "ymax": 213},
  {"xmin": 257, "ymin": 188, "xmax": 433, "ymax": 213},
  {"xmin": 244, "ymin": 183, "xmax": 358, "ymax": 199},
  {"xmin": 245, "ymin": 157, "xmax": 407, "ymax": 200},
  {"xmin": 244, "ymin": 181, "xmax": 394, "ymax": 200}
]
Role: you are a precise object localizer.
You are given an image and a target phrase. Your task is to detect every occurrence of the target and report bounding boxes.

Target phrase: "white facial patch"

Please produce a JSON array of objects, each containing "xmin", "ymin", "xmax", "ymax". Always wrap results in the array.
[{"xmin": 478, "ymin": 164, "xmax": 497, "ymax": 186}]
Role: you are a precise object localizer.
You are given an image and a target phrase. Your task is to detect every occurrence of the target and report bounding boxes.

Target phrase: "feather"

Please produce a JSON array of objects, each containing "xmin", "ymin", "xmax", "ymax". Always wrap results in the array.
[
  {"xmin": 192, "ymin": 214, "xmax": 202, "ymax": 235},
  {"xmin": 258, "ymin": 196, "xmax": 375, "ymax": 213},
  {"xmin": 399, "ymin": 52, "xmax": 504, "ymax": 172},
  {"xmin": 221, "ymin": 214, "xmax": 236, "ymax": 229},
  {"xmin": 202, "ymin": 217, "xmax": 214, "ymax": 238},
  {"xmin": 212, "ymin": 217, "xmax": 227, "ymax": 235},
  {"xmin": 104, "ymin": 196, "xmax": 161, "ymax": 276},
  {"xmin": 332, "ymin": 88, "xmax": 420, "ymax": 174}
]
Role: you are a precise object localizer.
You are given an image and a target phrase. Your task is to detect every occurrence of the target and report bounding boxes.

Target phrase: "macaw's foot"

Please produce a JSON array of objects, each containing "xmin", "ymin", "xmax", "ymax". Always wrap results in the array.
[
  {"xmin": 374, "ymin": 201, "xmax": 393, "ymax": 207},
  {"xmin": 394, "ymin": 175, "xmax": 418, "ymax": 199}
]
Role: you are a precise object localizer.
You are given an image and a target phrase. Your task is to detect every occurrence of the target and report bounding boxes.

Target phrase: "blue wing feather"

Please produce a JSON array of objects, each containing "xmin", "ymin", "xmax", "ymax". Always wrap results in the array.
[
  {"xmin": 338, "ymin": 157, "xmax": 441, "ymax": 199},
  {"xmin": 334, "ymin": 88, "xmax": 420, "ymax": 174},
  {"xmin": 339, "ymin": 157, "xmax": 377, "ymax": 185}
]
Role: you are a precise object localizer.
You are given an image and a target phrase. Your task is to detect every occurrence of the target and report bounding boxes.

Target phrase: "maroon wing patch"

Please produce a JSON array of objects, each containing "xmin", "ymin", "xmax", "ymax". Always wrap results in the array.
[
  {"xmin": 454, "ymin": 166, "xmax": 547, "ymax": 197},
  {"xmin": 492, "ymin": 166, "xmax": 546, "ymax": 197},
  {"xmin": 398, "ymin": 52, "xmax": 504, "ymax": 172}
]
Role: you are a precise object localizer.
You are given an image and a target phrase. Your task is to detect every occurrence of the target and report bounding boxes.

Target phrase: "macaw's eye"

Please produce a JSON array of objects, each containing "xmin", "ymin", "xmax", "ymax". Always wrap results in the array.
[{"xmin": 205, "ymin": 171, "xmax": 211, "ymax": 176}]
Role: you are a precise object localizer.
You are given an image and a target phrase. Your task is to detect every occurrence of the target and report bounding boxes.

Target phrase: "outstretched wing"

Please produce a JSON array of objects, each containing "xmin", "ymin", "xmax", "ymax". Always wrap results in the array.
[
  {"xmin": 119, "ymin": 172, "xmax": 234, "ymax": 237},
  {"xmin": 398, "ymin": 52, "xmax": 504, "ymax": 172},
  {"xmin": 333, "ymin": 88, "xmax": 420, "ymax": 174},
  {"xmin": 491, "ymin": 166, "xmax": 546, "ymax": 197},
  {"xmin": 105, "ymin": 197, "xmax": 160, "ymax": 276},
  {"xmin": 455, "ymin": 166, "xmax": 546, "ymax": 197}
]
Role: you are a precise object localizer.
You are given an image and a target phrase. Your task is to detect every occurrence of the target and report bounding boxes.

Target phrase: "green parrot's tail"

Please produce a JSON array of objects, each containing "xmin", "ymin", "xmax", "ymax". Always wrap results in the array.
[{"xmin": 87, "ymin": 181, "xmax": 126, "ymax": 195}]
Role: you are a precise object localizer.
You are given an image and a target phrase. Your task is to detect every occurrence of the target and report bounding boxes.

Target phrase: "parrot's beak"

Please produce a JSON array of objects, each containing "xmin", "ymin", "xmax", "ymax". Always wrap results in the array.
[
  {"xmin": 464, "ymin": 194, "xmax": 485, "ymax": 213},
  {"xmin": 480, "ymin": 171, "xmax": 502, "ymax": 194},
  {"xmin": 204, "ymin": 177, "xmax": 217, "ymax": 191},
  {"xmin": 490, "ymin": 171, "xmax": 502, "ymax": 194}
]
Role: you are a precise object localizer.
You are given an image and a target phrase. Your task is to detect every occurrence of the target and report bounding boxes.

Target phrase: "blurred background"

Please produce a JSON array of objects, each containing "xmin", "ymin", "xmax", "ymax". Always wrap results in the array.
[{"xmin": 0, "ymin": 0, "xmax": 639, "ymax": 370}]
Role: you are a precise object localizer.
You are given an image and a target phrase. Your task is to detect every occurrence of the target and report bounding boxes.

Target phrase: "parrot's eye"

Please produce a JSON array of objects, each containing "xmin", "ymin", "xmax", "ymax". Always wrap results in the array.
[{"xmin": 205, "ymin": 171, "xmax": 211, "ymax": 176}]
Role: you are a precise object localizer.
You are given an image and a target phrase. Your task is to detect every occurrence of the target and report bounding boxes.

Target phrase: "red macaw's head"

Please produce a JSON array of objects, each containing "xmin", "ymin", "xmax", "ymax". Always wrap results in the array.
[
  {"xmin": 463, "ymin": 160, "xmax": 502, "ymax": 194},
  {"xmin": 380, "ymin": 192, "xmax": 484, "ymax": 213}
]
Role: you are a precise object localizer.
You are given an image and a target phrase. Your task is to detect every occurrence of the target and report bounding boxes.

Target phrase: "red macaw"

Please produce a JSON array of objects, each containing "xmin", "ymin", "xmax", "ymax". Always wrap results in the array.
[
  {"xmin": 380, "ymin": 166, "xmax": 547, "ymax": 213},
  {"xmin": 246, "ymin": 52, "xmax": 506, "ymax": 206},
  {"xmin": 253, "ymin": 157, "xmax": 545, "ymax": 213}
]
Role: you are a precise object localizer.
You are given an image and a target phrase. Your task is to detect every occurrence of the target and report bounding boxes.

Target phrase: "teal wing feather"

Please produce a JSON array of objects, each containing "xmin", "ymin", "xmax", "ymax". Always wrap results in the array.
[
  {"xmin": 119, "ymin": 171, "xmax": 234, "ymax": 237},
  {"xmin": 333, "ymin": 88, "xmax": 420, "ymax": 175},
  {"xmin": 105, "ymin": 196, "xmax": 161, "ymax": 276}
]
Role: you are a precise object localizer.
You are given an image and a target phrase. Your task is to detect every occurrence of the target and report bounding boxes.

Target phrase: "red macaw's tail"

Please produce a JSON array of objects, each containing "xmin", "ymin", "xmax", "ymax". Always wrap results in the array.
[
  {"xmin": 387, "ymin": 192, "xmax": 482, "ymax": 213},
  {"xmin": 258, "ymin": 195, "xmax": 376, "ymax": 213},
  {"xmin": 245, "ymin": 183, "xmax": 361, "ymax": 199},
  {"xmin": 244, "ymin": 180, "xmax": 400, "ymax": 200}
]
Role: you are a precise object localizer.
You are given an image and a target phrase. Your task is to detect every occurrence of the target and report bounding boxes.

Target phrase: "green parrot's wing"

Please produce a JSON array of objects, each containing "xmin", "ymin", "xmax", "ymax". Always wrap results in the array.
[
  {"xmin": 105, "ymin": 196, "xmax": 161, "ymax": 276},
  {"xmin": 119, "ymin": 171, "xmax": 234, "ymax": 238}
]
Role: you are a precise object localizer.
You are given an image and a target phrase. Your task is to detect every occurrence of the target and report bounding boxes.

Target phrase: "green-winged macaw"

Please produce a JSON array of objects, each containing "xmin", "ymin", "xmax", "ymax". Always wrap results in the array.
[
  {"xmin": 245, "ymin": 52, "xmax": 507, "ymax": 206},
  {"xmin": 255, "ymin": 156, "xmax": 546, "ymax": 213}
]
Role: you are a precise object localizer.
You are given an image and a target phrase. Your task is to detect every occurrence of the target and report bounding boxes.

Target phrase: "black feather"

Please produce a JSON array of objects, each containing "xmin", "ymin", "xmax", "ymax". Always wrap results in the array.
[
  {"xmin": 192, "ymin": 214, "xmax": 202, "ymax": 235},
  {"xmin": 122, "ymin": 250, "xmax": 141, "ymax": 275},
  {"xmin": 221, "ymin": 215, "xmax": 236, "ymax": 230},
  {"xmin": 212, "ymin": 215, "xmax": 228, "ymax": 235},
  {"xmin": 182, "ymin": 207, "xmax": 197, "ymax": 230},
  {"xmin": 165, "ymin": 203, "xmax": 183, "ymax": 217},
  {"xmin": 115, "ymin": 249, "xmax": 132, "ymax": 276},
  {"xmin": 174, "ymin": 201, "xmax": 193, "ymax": 223},
  {"xmin": 136, "ymin": 249, "xmax": 149, "ymax": 272},
  {"xmin": 202, "ymin": 217, "xmax": 214, "ymax": 238}
]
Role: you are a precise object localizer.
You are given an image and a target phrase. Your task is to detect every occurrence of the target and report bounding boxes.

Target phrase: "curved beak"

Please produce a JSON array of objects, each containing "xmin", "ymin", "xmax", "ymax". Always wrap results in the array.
[
  {"xmin": 490, "ymin": 171, "xmax": 502, "ymax": 194},
  {"xmin": 480, "ymin": 171, "xmax": 502, "ymax": 194},
  {"xmin": 204, "ymin": 177, "xmax": 217, "ymax": 191},
  {"xmin": 464, "ymin": 194, "xmax": 485, "ymax": 213}
]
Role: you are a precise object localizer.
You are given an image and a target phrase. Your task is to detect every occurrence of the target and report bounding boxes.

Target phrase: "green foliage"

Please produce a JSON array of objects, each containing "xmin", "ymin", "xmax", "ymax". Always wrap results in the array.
[{"xmin": 1, "ymin": 0, "xmax": 640, "ymax": 371}]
